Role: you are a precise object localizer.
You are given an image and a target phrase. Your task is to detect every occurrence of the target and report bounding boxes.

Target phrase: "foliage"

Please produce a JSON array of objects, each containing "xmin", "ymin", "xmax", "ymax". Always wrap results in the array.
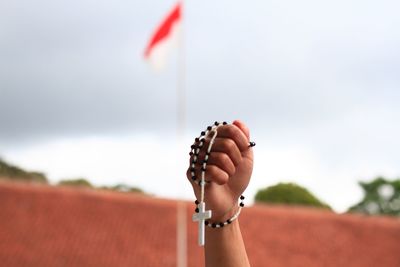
[
  {"xmin": 348, "ymin": 177, "xmax": 400, "ymax": 216},
  {"xmin": 255, "ymin": 183, "xmax": 331, "ymax": 210},
  {"xmin": 0, "ymin": 157, "xmax": 144, "ymax": 194},
  {"xmin": 99, "ymin": 183, "xmax": 143, "ymax": 194},
  {"xmin": 58, "ymin": 178, "xmax": 93, "ymax": 188},
  {"xmin": 59, "ymin": 179, "xmax": 144, "ymax": 194},
  {"xmin": 0, "ymin": 158, "xmax": 48, "ymax": 183}
]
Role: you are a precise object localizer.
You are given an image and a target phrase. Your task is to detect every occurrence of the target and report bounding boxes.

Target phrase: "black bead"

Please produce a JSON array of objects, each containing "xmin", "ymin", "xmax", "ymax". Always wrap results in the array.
[
  {"xmin": 201, "ymin": 166, "xmax": 206, "ymax": 171},
  {"xmin": 240, "ymin": 202, "xmax": 244, "ymax": 207},
  {"xmin": 191, "ymin": 176, "xmax": 196, "ymax": 180},
  {"xmin": 249, "ymin": 142, "xmax": 256, "ymax": 147},
  {"xmin": 189, "ymin": 152, "xmax": 193, "ymax": 156},
  {"xmin": 202, "ymin": 159, "xmax": 208, "ymax": 164},
  {"xmin": 205, "ymin": 221, "xmax": 209, "ymax": 226},
  {"xmin": 219, "ymin": 223, "xmax": 224, "ymax": 227},
  {"xmin": 190, "ymin": 167, "xmax": 195, "ymax": 172},
  {"xmin": 223, "ymin": 121, "xmax": 228, "ymax": 125},
  {"xmin": 201, "ymin": 131, "xmax": 206, "ymax": 136},
  {"xmin": 195, "ymin": 208, "xmax": 199, "ymax": 213},
  {"xmin": 195, "ymin": 200, "xmax": 199, "ymax": 204},
  {"xmin": 195, "ymin": 137, "xmax": 200, "ymax": 142},
  {"xmin": 214, "ymin": 121, "xmax": 219, "ymax": 126},
  {"xmin": 212, "ymin": 223, "xmax": 217, "ymax": 228},
  {"xmin": 207, "ymin": 126, "xmax": 212, "ymax": 130},
  {"xmin": 227, "ymin": 219, "xmax": 232, "ymax": 224},
  {"xmin": 240, "ymin": 195, "xmax": 245, "ymax": 200},
  {"xmin": 206, "ymin": 152, "xmax": 211, "ymax": 156},
  {"xmin": 191, "ymin": 144, "xmax": 196, "ymax": 149}
]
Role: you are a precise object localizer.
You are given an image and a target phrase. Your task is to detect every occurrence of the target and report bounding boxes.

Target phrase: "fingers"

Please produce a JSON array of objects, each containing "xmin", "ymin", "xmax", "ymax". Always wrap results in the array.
[
  {"xmin": 216, "ymin": 124, "xmax": 250, "ymax": 152},
  {"xmin": 186, "ymin": 164, "xmax": 229, "ymax": 186},
  {"xmin": 195, "ymin": 151, "xmax": 236, "ymax": 177},
  {"xmin": 208, "ymin": 152, "xmax": 236, "ymax": 176},
  {"xmin": 204, "ymin": 165, "xmax": 229, "ymax": 185},
  {"xmin": 199, "ymin": 138, "xmax": 242, "ymax": 167},
  {"xmin": 187, "ymin": 122, "xmax": 251, "ymax": 185}
]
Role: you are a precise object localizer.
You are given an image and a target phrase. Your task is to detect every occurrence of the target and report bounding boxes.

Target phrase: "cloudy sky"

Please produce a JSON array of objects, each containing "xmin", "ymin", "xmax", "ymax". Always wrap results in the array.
[{"xmin": 1, "ymin": 0, "xmax": 399, "ymax": 212}]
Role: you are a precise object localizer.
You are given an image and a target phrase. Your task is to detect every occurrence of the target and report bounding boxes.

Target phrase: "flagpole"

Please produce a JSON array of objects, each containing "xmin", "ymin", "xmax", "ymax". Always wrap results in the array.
[
  {"xmin": 177, "ymin": 0, "xmax": 186, "ymax": 139},
  {"xmin": 176, "ymin": 1, "xmax": 187, "ymax": 267},
  {"xmin": 177, "ymin": 201, "xmax": 187, "ymax": 267}
]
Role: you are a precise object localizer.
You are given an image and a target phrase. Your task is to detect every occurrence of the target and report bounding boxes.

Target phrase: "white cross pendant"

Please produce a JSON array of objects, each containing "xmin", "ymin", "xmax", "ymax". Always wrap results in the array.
[{"xmin": 192, "ymin": 201, "xmax": 212, "ymax": 246}]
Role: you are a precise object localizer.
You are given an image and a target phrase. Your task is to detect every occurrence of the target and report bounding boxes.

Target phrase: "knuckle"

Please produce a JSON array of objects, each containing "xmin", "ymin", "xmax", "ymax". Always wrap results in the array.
[
  {"xmin": 220, "ymin": 153, "xmax": 232, "ymax": 169},
  {"xmin": 186, "ymin": 168, "xmax": 193, "ymax": 180},
  {"xmin": 212, "ymin": 153, "xmax": 234, "ymax": 175},
  {"xmin": 223, "ymin": 139, "xmax": 236, "ymax": 152},
  {"xmin": 229, "ymin": 125, "xmax": 241, "ymax": 139},
  {"xmin": 225, "ymin": 125, "xmax": 236, "ymax": 138}
]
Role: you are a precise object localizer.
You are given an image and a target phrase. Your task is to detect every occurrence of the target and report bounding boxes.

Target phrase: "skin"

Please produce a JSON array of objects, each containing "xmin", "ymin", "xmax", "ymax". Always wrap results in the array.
[{"xmin": 187, "ymin": 120, "xmax": 253, "ymax": 267}]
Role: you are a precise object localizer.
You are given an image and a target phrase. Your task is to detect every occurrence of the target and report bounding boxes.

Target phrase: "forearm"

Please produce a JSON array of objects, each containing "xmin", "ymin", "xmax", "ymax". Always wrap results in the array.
[{"xmin": 205, "ymin": 220, "xmax": 250, "ymax": 267}]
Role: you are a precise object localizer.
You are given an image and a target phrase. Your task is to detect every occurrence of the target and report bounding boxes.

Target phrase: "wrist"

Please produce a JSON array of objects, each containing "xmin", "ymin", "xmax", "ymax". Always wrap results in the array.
[
  {"xmin": 198, "ymin": 195, "xmax": 244, "ymax": 229},
  {"xmin": 206, "ymin": 217, "xmax": 240, "ymax": 235},
  {"xmin": 209, "ymin": 194, "xmax": 245, "ymax": 222},
  {"xmin": 210, "ymin": 204, "xmax": 240, "ymax": 222}
]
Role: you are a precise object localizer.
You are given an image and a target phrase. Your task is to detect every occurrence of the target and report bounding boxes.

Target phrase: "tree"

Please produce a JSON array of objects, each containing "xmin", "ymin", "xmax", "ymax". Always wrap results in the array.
[
  {"xmin": 255, "ymin": 183, "xmax": 331, "ymax": 210},
  {"xmin": 99, "ymin": 183, "xmax": 144, "ymax": 194},
  {"xmin": 348, "ymin": 177, "xmax": 400, "ymax": 216},
  {"xmin": 58, "ymin": 180, "xmax": 145, "ymax": 194},
  {"xmin": 0, "ymin": 158, "xmax": 48, "ymax": 183},
  {"xmin": 58, "ymin": 178, "xmax": 93, "ymax": 188}
]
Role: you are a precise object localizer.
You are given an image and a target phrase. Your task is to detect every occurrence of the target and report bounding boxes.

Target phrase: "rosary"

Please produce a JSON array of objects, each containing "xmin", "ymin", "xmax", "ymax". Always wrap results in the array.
[{"xmin": 189, "ymin": 121, "xmax": 256, "ymax": 246}]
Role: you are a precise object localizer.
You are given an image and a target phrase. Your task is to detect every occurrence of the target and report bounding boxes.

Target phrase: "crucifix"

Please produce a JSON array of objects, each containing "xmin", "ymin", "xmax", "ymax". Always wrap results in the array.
[{"xmin": 192, "ymin": 201, "xmax": 212, "ymax": 246}]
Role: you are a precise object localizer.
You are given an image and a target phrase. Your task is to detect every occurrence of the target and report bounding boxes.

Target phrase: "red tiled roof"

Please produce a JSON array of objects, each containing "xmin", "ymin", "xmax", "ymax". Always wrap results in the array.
[{"xmin": 0, "ymin": 181, "xmax": 399, "ymax": 267}]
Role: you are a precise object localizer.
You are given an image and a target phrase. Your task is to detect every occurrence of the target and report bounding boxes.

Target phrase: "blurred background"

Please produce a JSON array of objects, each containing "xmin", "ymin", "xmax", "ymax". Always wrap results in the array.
[
  {"xmin": 1, "ymin": 0, "xmax": 399, "ymax": 212},
  {"xmin": 1, "ymin": 0, "xmax": 400, "ymax": 266}
]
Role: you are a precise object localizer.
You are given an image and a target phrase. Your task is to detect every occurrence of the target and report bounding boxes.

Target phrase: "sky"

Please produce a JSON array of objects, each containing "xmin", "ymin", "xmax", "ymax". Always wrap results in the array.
[{"xmin": 1, "ymin": 0, "xmax": 399, "ymax": 212}]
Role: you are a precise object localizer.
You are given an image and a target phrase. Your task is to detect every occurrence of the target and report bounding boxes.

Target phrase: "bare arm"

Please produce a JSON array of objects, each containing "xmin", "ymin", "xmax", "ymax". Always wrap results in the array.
[
  {"xmin": 187, "ymin": 120, "xmax": 253, "ymax": 267},
  {"xmin": 205, "ymin": 220, "xmax": 250, "ymax": 267}
]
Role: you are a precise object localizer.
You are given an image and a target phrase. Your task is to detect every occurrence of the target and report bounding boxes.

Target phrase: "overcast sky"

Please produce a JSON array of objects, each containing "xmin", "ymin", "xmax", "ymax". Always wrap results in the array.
[{"xmin": 1, "ymin": 0, "xmax": 399, "ymax": 212}]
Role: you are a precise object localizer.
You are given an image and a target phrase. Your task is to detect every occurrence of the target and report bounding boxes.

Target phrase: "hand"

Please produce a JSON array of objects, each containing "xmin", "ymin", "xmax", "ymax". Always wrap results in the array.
[{"xmin": 187, "ymin": 120, "xmax": 254, "ymax": 221}]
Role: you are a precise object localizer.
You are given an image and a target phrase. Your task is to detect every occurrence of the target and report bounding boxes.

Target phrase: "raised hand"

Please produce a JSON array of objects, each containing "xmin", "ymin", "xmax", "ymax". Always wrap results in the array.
[{"xmin": 187, "ymin": 120, "xmax": 254, "ymax": 221}]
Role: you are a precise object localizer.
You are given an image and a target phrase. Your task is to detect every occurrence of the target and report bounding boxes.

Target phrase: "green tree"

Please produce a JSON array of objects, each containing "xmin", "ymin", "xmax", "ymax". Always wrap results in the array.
[
  {"xmin": 99, "ymin": 183, "xmax": 143, "ymax": 194},
  {"xmin": 348, "ymin": 177, "xmax": 400, "ymax": 216},
  {"xmin": 255, "ymin": 183, "xmax": 331, "ymax": 210},
  {"xmin": 58, "ymin": 178, "xmax": 93, "ymax": 188},
  {"xmin": 0, "ymin": 158, "xmax": 48, "ymax": 183}
]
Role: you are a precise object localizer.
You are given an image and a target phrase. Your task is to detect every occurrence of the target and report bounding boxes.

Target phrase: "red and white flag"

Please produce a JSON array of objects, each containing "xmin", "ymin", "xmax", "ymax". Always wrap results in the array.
[{"xmin": 144, "ymin": 3, "xmax": 182, "ymax": 70}]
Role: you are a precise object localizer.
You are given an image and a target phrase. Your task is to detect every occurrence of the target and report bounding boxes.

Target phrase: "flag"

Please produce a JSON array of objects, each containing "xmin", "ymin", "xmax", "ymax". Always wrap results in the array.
[{"xmin": 144, "ymin": 3, "xmax": 182, "ymax": 70}]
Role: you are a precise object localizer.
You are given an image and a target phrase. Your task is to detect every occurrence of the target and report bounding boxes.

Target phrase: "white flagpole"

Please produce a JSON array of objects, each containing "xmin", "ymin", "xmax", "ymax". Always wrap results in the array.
[
  {"xmin": 177, "ymin": 201, "xmax": 187, "ymax": 267},
  {"xmin": 177, "ymin": 0, "xmax": 186, "ymax": 138},
  {"xmin": 176, "ymin": 1, "xmax": 187, "ymax": 267}
]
